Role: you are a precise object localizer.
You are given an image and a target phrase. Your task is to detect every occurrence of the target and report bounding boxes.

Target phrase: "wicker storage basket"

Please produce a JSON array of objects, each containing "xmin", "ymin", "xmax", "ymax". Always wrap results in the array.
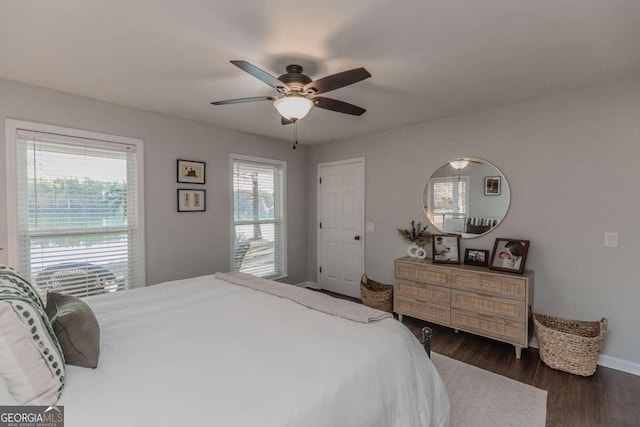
[
  {"xmin": 360, "ymin": 274, "xmax": 393, "ymax": 313},
  {"xmin": 533, "ymin": 313, "xmax": 607, "ymax": 376}
]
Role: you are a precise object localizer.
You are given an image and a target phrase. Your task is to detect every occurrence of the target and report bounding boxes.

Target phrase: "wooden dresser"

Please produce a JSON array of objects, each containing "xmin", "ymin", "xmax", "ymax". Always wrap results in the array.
[{"xmin": 394, "ymin": 256, "xmax": 534, "ymax": 358}]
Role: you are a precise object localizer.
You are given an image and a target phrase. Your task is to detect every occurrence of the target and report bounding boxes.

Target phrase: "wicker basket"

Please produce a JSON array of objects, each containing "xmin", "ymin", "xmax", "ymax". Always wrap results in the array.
[
  {"xmin": 360, "ymin": 274, "xmax": 393, "ymax": 313},
  {"xmin": 533, "ymin": 313, "xmax": 607, "ymax": 376}
]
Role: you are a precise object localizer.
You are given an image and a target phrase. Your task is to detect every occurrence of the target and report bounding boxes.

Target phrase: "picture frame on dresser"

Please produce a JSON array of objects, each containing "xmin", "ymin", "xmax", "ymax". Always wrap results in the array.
[
  {"xmin": 431, "ymin": 235, "xmax": 461, "ymax": 264},
  {"xmin": 464, "ymin": 249, "xmax": 490, "ymax": 267},
  {"xmin": 489, "ymin": 238, "xmax": 530, "ymax": 274}
]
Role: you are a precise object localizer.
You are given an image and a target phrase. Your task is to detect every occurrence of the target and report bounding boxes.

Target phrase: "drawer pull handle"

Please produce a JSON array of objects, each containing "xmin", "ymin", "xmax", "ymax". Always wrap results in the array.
[
  {"xmin": 478, "ymin": 313, "xmax": 507, "ymax": 324},
  {"xmin": 475, "ymin": 292, "xmax": 494, "ymax": 298}
]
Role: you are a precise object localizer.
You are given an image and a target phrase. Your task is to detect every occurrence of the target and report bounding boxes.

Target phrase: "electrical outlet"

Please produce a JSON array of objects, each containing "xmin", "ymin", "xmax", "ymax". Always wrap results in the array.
[
  {"xmin": 604, "ymin": 232, "xmax": 618, "ymax": 248},
  {"xmin": 366, "ymin": 222, "xmax": 375, "ymax": 232}
]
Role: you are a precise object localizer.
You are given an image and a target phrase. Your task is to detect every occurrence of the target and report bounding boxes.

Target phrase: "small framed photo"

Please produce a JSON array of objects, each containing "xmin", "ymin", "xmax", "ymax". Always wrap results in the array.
[
  {"xmin": 484, "ymin": 176, "xmax": 501, "ymax": 196},
  {"xmin": 464, "ymin": 249, "xmax": 490, "ymax": 267},
  {"xmin": 432, "ymin": 235, "xmax": 461, "ymax": 264},
  {"xmin": 177, "ymin": 189, "xmax": 206, "ymax": 212},
  {"xmin": 489, "ymin": 238, "xmax": 530, "ymax": 274},
  {"xmin": 177, "ymin": 159, "xmax": 206, "ymax": 184}
]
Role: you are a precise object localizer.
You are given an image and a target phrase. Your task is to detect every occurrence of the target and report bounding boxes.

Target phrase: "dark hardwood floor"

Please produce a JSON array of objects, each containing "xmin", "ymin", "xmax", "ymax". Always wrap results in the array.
[{"xmin": 319, "ymin": 290, "xmax": 640, "ymax": 427}]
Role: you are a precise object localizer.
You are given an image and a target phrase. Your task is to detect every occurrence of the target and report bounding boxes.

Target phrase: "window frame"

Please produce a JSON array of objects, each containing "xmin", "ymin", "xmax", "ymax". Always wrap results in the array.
[
  {"xmin": 428, "ymin": 175, "xmax": 470, "ymax": 227},
  {"xmin": 5, "ymin": 119, "xmax": 146, "ymax": 288},
  {"xmin": 229, "ymin": 153, "xmax": 287, "ymax": 280}
]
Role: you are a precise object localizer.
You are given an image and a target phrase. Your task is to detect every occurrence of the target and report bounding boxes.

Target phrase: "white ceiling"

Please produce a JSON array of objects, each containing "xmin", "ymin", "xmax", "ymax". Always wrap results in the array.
[{"xmin": 1, "ymin": 0, "xmax": 639, "ymax": 144}]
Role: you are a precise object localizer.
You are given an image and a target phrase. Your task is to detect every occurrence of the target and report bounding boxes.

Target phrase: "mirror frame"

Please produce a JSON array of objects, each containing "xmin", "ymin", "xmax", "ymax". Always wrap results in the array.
[{"xmin": 422, "ymin": 157, "xmax": 510, "ymax": 239}]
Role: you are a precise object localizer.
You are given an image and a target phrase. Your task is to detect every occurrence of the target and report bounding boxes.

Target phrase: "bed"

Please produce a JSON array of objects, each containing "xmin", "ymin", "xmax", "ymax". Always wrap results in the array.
[{"xmin": 1, "ymin": 273, "xmax": 449, "ymax": 426}]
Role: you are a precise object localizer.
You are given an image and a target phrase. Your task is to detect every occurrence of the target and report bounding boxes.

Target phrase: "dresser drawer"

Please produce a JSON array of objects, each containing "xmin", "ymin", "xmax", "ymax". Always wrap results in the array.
[
  {"xmin": 451, "ymin": 270, "xmax": 526, "ymax": 300},
  {"xmin": 395, "ymin": 279, "xmax": 451, "ymax": 304},
  {"xmin": 395, "ymin": 262, "xmax": 449, "ymax": 286},
  {"xmin": 452, "ymin": 309, "xmax": 526, "ymax": 345},
  {"xmin": 451, "ymin": 289, "xmax": 526, "ymax": 321},
  {"xmin": 395, "ymin": 296, "xmax": 451, "ymax": 326}
]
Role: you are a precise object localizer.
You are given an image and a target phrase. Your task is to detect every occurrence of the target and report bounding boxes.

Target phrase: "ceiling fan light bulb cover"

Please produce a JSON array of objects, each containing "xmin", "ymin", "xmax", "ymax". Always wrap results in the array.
[
  {"xmin": 274, "ymin": 96, "xmax": 313, "ymax": 120},
  {"xmin": 450, "ymin": 160, "xmax": 469, "ymax": 170}
]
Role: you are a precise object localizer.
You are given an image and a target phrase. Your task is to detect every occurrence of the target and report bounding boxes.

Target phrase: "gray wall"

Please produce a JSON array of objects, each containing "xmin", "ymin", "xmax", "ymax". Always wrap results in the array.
[
  {"xmin": 307, "ymin": 78, "xmax": 640, "ymax": 364},
  {"xmin": 0, "ymin": 78, "xmax": 308, "ymax": 285}
]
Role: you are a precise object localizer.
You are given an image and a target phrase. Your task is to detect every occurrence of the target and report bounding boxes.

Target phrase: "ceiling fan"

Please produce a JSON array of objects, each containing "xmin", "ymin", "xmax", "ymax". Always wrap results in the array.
[{"xmin": 211, "ymin": 60, "xmax": 371, "ymax": 125}]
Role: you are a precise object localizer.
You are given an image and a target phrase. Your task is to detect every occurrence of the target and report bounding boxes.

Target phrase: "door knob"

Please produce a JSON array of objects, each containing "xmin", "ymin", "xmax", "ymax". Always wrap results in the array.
[{"xmin": 354, "ymin": 235, "xmax": 361, "ymax": 240}]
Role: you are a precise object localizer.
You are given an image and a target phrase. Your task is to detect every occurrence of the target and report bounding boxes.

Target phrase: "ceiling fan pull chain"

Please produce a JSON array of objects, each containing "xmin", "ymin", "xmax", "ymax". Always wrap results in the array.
[{"xmin": 293, "ymin": 121, "xmax": 298, "ymax": 150}]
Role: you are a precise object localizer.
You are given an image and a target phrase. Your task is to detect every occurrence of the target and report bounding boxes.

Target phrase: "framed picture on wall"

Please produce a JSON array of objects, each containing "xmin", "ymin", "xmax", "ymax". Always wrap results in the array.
[
  {"xmin": 489, "ymin": 238, "xmax": 530, "ymax": 274},
  {"xmin": 177, "ymin": 189, "xmax": 206, "ymax": 212},
  {"xmin": 464, "ymin": 249, "xmax": 490, "ymax": 267},
  {"xmin": 484, "ymin": 176, "xmax": 501, "ymax": 196},
  {"xmin": 431, "ymin": 235, "xmax": 461, "ymax": 264},
  {"xmin": 177, "ymin": 159, "xmax": 206, "ymax": 184}
]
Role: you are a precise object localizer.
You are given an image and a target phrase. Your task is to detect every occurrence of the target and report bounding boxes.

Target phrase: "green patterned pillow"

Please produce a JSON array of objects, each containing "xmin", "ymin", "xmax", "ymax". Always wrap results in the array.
[
  {"xmin": 0, "ymin": 265, "xmax": 44, "ymax": 309},
  {"xmin": 0, "ymin": 266, "xmax": 65, "ymax": 405}
]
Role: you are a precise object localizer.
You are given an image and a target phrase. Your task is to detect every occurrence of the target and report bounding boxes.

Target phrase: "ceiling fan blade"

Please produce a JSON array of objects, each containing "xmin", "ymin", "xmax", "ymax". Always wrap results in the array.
[
  {"xmin": 313, "ymin": 96, "xmax": 366, "ymax": 116},
  {"xmin": 281, "ymin": 116, "xmax": 294, "ymax": 126},
  {"xmin": 230, "ymin": 60, "xmax": 290, "ymax": 91},
  {"xmin": 303, "ymin": 68, "xmax": 371, "ymax": 95},
  {"xmin": 211, "ymin": 96, "xmax": 275, "ymax": 105}
]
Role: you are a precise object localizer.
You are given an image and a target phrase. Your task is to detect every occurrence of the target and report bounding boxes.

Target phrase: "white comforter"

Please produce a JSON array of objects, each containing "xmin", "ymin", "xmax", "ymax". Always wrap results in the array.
[{"xmin": 4, "ymin": 275, "xmax": 449, "ymax": 426}]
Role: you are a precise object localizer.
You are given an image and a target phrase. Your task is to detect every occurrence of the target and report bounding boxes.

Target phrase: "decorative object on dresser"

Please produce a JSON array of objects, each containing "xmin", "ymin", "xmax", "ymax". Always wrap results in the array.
[
  {"xmin": 360, "ymin": 274, "xmax": 393, "ymax": 313},
  {"xmin": 431, "ymin": 235, "xmax": 460, "ymax": 264},
  {"xmin": 397, "ymin": 220, "xmax": 431, "ymax": 258},
  {"xmin": 177, "ymin": 189, "xmax": 206, "ymax": 212},
  {"xmin": 464, "ymin": 248, "xmax": 490, "ymax": 267},
  {"xmin": 489, "ymin": 238, "xmax": 530, "ymax": 274},
  {"xmin": 177, "ymin": 159, "xmax": 206, "ymax": 184},
  {"xmin": 394, "ymin": 256, "xmax": 534, "ymax": 359}
]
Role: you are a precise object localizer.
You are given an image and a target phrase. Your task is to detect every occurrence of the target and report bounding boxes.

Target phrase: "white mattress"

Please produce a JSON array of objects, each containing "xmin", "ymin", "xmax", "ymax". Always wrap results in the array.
[{"xmin": 2, "ymin": 275, "xmax": 449, "ymax": 426}]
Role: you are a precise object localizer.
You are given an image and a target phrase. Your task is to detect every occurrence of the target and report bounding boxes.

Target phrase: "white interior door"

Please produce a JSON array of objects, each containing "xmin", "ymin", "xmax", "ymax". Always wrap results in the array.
[{"xmin": 318, "ymin": 159, "xmax": 364, "ymax": 298}]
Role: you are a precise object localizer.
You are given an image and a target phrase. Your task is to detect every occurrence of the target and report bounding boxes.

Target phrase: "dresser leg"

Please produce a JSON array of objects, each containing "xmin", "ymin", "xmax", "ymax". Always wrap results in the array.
[
  {"xmin": 514, "ymin": 346, "xmax": 522, "ymax": 359},
  {"xmin": 398, "ymin": 314, "xmax": 403, "ymax": 322}
]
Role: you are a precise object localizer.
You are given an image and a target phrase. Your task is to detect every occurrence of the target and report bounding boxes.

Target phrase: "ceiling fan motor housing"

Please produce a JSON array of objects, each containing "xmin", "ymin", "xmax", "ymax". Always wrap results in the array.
[{"xmin": 278, "ymin": 65, "xmax": 312, "ymax": 91}]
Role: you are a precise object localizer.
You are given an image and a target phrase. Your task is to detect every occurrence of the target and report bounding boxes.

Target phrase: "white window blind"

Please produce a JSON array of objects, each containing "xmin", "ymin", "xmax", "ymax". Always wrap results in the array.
[
  {"xmin": 429, "ymin": 177, "xmax": 469, "ymax": 229},
  {"xmin": 16, "ymin": 129, "xmax": 142, "ymax": 297},
  {"xmin": 231, "ymin": 156, "xmax": 286, "ymax": 278}
]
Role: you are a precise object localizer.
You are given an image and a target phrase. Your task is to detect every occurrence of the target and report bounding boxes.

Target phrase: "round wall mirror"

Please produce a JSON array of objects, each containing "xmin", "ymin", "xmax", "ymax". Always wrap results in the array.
[{"xmin": 423, "ymin": 158, "xmax": 510, "ymax": 239}]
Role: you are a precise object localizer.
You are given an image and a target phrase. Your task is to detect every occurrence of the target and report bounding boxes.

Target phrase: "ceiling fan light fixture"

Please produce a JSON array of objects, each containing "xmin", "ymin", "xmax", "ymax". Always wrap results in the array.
[
  {"xmin": 449, "ymin": 160, "xmax": 469, "ymax": 170},
  {"xmin": 274, "ymin": 96, "xmax": 313, "ymax": 121}
]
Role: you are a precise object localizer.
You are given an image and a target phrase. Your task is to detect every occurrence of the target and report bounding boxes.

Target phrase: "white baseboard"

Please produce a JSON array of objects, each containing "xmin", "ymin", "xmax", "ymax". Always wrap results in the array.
[
  {"xmin": 598, "ymin": 354, "xmax": 640, "ymax": 376},
  {"xmin": 296, "ymin": 281, "xmax": 319, "ymax": 289},
  {"xmin": 529, "ymin": 336, "xmax": 639, "ymax": 376}
]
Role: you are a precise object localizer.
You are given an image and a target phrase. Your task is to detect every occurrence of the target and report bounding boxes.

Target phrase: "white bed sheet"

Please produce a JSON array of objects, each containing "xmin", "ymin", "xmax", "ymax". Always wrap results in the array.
[{"xmin": 2, "ymin": 275, "xmax": 449, "ymax": 426}]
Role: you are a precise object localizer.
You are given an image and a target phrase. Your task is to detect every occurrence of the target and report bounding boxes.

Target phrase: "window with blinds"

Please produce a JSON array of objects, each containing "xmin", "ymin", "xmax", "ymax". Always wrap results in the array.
[
  {"xmin": 14, "ymin": 128, "xmax": 143, "ymax": 297},
  {"xmin": 231, "ymin": 155, "xmax": 286, "ymax": 279},
  {"xmin": 428, "ymin": 176, "xmax": 469, "ymax": 229}
]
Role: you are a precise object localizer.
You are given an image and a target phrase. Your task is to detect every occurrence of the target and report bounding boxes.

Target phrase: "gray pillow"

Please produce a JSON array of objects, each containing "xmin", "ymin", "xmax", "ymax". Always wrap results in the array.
[{"xmin": 46, "ymin": 293, "xmax": 100, "ymax": 369}]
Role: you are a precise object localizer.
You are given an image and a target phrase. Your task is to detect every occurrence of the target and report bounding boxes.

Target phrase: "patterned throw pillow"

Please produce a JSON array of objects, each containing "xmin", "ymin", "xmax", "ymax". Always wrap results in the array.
[
  {"xmin": 0, "ymin": 265, "xmax": 45, "ymax": 309},
  {"xmin": 0, "ymin": 266, "xmax": 65, "ymax": 405}
]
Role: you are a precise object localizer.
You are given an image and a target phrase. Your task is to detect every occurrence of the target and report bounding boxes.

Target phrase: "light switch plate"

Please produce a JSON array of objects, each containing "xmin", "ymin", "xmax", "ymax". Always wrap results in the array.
[
  {"xmin": 604, "ymin": 232, "xmax": 618, "ymax": 248},
  {"xmin": 366, "ymin": 222, "xmax": 375, "ymax": 232}
]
